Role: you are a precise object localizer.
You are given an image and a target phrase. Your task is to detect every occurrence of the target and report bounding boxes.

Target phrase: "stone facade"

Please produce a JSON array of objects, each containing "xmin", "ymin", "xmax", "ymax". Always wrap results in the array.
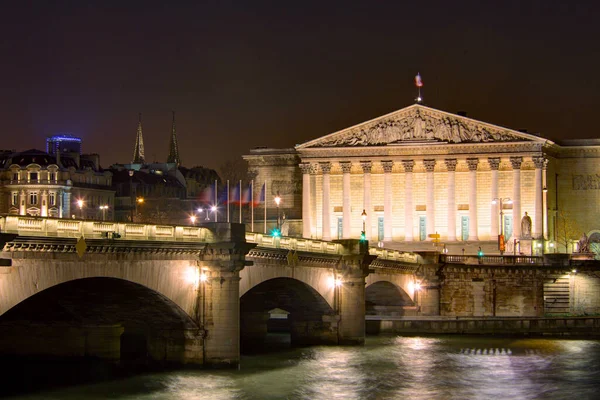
[{"xmin": 244, "ymin": 104, "xmax": 600, "ymax": 254}]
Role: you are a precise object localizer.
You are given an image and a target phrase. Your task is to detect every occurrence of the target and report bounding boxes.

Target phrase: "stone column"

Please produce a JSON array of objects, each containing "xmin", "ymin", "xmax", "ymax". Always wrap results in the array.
[
  {"xmin": 320, "ymin": 162, "xmax": 332, "ymax": 241},
  {"xmin": 19, "ymin": 190, "xmax": 26, "ymax": 215},
  {"xmin": 300, "ymin": 163, "xmax": 312, "ymax": 238},
  {"xmin": 467, "ymin": 158, "xmax": 479, "ymax": 241},
  {"xmin": 445, "ymin": 159, "xmax": 457, "ymax": 241},
  {"xmin": 511, "ymin": 157, "xmax": 523, "ymax": 238},
  {"xmin": 402, "ymin": 160, "xmax": 415, "ymax": 241},
  {"xmin": 424, "ymin": 160, "xmax": 436, "ymax": 240},
  {"xmin": 360, "ymin": 161, "xmax": 372, "ymax": 240},
  {"xmin": 340, "ymin": 161, "xmax": 352, "ymax": 239},
  {"xmin": 63, "ymin": 190, "xmax": 72, "ymax": 219},
  {"xmin": 533, "ymin": 156, "xmax": 545, "ymax": 239},
  {"xmin": 381, "ymin": 161, "xmax": 394, "ymax": 241},
  {"xmin": 489, "ymin": 158, "xmax": 501, "ymax": 237},
  {"xmin": 310, "ymin": 165, "xmax": 318, "ymax": 239}
]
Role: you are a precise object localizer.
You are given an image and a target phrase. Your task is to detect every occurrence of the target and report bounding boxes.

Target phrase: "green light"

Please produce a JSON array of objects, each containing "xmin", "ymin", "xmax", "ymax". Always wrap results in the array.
[
  {"xmin": 360, "ymin": 231, "xmax": 366, "ymax": 241},
  {"xmin": 272, "ymin": 229, "xmax": 281, "ymax": 237}
]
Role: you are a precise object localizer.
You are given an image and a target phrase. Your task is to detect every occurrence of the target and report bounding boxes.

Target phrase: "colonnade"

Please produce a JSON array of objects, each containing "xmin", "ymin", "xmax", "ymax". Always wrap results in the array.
[{"xmin": 300, "ymin": 156, "xmax": 546, "ymax": 242}]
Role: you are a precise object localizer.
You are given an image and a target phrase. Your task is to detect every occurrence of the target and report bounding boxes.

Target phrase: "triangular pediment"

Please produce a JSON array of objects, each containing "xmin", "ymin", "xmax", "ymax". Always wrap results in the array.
[{"xmin": 296, "ymin": 104, "xmax": 547, "ymax": 149}]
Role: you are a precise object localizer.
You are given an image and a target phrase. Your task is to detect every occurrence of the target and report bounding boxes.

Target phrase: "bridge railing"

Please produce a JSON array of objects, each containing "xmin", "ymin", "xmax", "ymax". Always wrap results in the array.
[
  {"xmin": 245, "ymin": 232, "xmax": 344, "ymax": 255},
  {"xmin": 441, "ymin": 254, "xmax": 543, "ymax": 265},
  {"xmin": 0, "ymin": 215, "xmax": 212, "ymax": 242},
  {"xmin": 368, "ymin": 247, "xmax": 420, "ymax": 263}
]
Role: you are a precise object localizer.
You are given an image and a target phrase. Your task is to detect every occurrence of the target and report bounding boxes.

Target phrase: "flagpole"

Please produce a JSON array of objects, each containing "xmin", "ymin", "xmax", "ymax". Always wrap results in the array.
[
  {"xmin": 264, "ymin": 180, "xmax": 267, "ymax": 234},
  {"xmin": 239, "ymin": 180, "xmax": 242, "ymax": 224},
  {"xmin": 214, "ymin": 179, "xmax": 217, "ymax": 222},
  {"xmin": 227, "ymin": 180, "xmax": 230, "ymax": 223},
  {"xmin": 251, "ymin": 180, "xmax": 254, "ymax": 232}
]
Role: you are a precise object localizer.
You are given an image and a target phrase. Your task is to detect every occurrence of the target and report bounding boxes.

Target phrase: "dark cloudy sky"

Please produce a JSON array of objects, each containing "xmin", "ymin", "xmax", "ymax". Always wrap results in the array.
[{"xmin": 1, "ymin": 0, "xmax": 598, "ymax": 170}]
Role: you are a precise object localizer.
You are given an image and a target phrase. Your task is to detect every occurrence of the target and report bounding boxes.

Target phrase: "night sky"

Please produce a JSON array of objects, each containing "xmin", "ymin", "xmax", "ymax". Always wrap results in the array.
[{"xmin": 1, "ymin": 1, "xmax": 598, "ymax": 170}]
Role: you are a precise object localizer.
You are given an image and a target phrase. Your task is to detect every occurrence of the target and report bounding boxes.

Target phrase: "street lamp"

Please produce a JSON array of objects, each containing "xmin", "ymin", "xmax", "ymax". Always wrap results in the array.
[
  {"xmin": 198, "ymin": 207, "xmax": 209, "ymax": 221},
  {"xmin": 492, "ymin": 197, "xmax": 512, "ymax": 254},
  {"xmin": 77, "ymin": 199, "xmax": 84, "ymax": 219},
  {"xmin": 211, "ymin": 205, "xmax": 217, "ymax": 222},
  {"xmin": 274, "ymin": 192, "xmax": 282, "ymax": 231},
  {"xmin": 361, "ymin": 209, "xmax": 367, "ymax": 241},
  {"xmin": 99, "ymin": 205, "xmax": 108, "ymax": 221},
  {"xmin": 190, "ymin": 215, "xmax": 197, "ymax": 225},
  {"xmin": 128, "ymin": 170, "xmax": 135, "ymax": 222}
]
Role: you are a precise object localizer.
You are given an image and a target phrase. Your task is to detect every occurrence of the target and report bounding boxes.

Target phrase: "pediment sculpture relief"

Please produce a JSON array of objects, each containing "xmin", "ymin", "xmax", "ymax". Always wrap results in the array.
[{"xmin": 311, "ymin": 108, "xmax": 526, "ymax": 147}]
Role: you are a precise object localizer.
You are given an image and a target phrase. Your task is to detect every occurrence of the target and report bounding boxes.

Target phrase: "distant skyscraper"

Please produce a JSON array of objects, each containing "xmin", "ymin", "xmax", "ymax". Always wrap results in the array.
[
  {"xmin": 46, "ymin": 134, "xmax": 82, "ymax": 155},
  {"xmin": 167, "ymin": 111, "xmax": 181, "ymax": 166},
  {"xmin": 132, "ymin": 113, "xmax": 145, "ymax": 164}
]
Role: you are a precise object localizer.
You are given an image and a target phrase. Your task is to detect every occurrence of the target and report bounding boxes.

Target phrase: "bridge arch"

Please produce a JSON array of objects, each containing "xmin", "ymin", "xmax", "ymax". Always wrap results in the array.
[
  {"xmin": 0, "ymin": 257, "xmax": 199, "ymax": 319},
  {"xmin": 240, "ymin": 277, "xmax": 337, "ymax": 349},
  {"xmin": 366, "ymin": 274, "xmax": 418, "ymax": 316},
  {"xmin": 0, "ymin": 277, "xmax": 200, "ymax": 363}
]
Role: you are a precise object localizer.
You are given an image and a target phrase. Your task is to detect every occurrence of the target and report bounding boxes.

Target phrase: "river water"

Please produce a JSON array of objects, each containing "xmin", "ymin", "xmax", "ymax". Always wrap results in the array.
[{"xmin": 6, "ymin": 335, "xmax": 600, "ymax": 400}]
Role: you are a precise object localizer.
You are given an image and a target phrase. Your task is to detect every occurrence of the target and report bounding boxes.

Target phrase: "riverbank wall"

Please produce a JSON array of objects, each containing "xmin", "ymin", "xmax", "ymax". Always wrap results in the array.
[{"xmin": 366, "ymin": 316, "xmax": 600, "ymax": 336}]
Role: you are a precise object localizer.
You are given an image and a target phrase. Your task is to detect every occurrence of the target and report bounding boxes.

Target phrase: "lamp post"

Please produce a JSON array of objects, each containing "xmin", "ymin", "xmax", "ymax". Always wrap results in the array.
[
  {"xmin": 99, "ymin": 205, "xmax": 108, "ymax": 221},
  {"xmin": 211, "ymin": 205, "xmax": 217, "ymax": 222},
  {"xmin": 542, "ymin": 186, "xmax": 548, "ymax": 254},
  {"xmin": 274, "ymin": 192, "xmax": 282, "ymax": 231},
  {"xmin": 198, "ymin": 207, "xmax": 209, "ymax": 221},
  {"xmin": 77, "ymin": 199, "xmax": 84, "ymax": 219},
  {"xmin": 135, "ymin": 197, "xmax": 144, "ymax": 222},
  {"xmin": 492, "ymin": 197, "xmax": 512, "ymax": 254},
  {"xmin": 128, "ymin": 170, "xmax": 134, "ymax": 222},
  {"xmin": 361, "ymin": 209, "xmax": 367, "ymax": 241},
  {"xmin": 190, "ymin": 215, "xmax": 197, "ymax": 226}
]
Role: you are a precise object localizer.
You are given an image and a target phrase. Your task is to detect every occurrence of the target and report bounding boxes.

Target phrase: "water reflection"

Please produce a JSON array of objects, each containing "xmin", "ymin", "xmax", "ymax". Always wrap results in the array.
[{"xmin": 5, "ymin": 336, "xmax": 600, "ymax": 400}]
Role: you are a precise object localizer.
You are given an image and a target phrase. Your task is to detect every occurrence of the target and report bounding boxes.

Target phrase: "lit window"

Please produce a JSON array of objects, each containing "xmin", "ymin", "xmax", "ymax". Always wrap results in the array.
[
  {"xmin": 29, "ymin": 192, "xmax": 38, "ymax": 205},
  {"xmin": 49, "ymin": 192, "xmax": 56, "ymax": 206},
  {"xmin": 11, "ymin": 192, "xmax": 18, "ymax": 206}
]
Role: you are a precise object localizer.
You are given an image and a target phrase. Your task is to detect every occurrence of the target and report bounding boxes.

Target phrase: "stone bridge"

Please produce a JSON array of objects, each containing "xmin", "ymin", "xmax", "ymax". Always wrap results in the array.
[
  {"xmin": 0, "ymin": 216, "xmax": 425, "ymax": 367},
  {"xmin": 1, "ymin": 216, "xmax": 598, "ymax": 367}
]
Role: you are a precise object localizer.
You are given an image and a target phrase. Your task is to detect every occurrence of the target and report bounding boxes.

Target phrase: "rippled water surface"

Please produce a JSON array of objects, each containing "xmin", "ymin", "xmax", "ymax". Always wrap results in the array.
[{"xmin": 7, "ymin": 336, "xmax": 600, "ymax": 399}]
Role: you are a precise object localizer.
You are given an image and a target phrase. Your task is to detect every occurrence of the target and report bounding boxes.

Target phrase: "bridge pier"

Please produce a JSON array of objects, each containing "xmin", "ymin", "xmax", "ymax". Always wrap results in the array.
[
  {"xmin": 335, "ymin": 240, "xmax": 376, "ymax": 345},
  {"xmin": 199, "ymin": 241, "xmax": 254, "ymax": 367}
]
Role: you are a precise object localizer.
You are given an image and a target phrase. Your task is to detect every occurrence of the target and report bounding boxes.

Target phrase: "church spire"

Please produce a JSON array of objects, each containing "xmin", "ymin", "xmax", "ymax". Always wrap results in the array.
[
  {"xmin": 132, "ymin": 112, "xmax": 145, "ymax": 164},
  {"xmin": 167, "ymin": 110, "xmax": 181, "ymax": 166}
]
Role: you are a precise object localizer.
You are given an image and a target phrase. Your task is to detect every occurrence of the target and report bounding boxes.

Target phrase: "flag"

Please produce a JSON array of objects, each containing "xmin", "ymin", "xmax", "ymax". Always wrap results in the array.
[
  {"xmin": 230, "ymin": 183, "xmax": 240, "ymax": 205},
  {"xmin": 415, "ymin": 73, "xmax": 423, "ymax": 87},
  {"xmin": 218, "ymin": 183, "xmax": 228, "ymax": 204},
  {"xmin": 199, "ymin": 185, "xmax": 214, "ymax": 204},
  {"xmin": 242, "ymin": 183, "xmax": 252, "ymax": 205},
  {"xmin": 254, "ymin": 183, "xmax": 266, "ymax": 207}
]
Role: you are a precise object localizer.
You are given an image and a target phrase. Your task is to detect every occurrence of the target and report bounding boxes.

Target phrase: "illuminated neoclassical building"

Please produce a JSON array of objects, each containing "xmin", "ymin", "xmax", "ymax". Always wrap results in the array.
[{"xmin": 245, "ymin": 104, "xmax": 600, "ymax": 252}]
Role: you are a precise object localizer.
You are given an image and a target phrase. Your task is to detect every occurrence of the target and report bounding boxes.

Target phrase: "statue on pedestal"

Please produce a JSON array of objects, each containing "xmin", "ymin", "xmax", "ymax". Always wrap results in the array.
[
  {"xmin": 280, "ymin": 213, "xmax": 289, "ymax": 237},
  {"xmin": 578, "ymin": 232, "xmax": 589, "ymax": 253},
  {"xmin": 521, "ymin": 212, "xmax": 532, "ymax": 239}
]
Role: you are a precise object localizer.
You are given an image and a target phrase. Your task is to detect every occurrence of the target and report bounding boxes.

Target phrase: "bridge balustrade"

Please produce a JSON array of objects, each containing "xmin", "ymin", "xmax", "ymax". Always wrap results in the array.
[
  {"xmin": 0, "ymin": 216, "xmax": 210, "ymax": 242},
  {"xmin": 441, "ymin": 254, "xmax": 543, "ymax": 265},
  {"xmin": 245, "ymin": 232, "xmax": 343, "ymax": 255}
]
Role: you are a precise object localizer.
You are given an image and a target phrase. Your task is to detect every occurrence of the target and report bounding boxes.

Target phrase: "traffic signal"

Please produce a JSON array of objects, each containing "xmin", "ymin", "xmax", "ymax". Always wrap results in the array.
[
  {"xmin": 477, "ymin": 247, "xmax": 484, "ymax": 257},
  {"xmin": 360, "ymin": 231, "xmax": 366, "ymax": 241}
]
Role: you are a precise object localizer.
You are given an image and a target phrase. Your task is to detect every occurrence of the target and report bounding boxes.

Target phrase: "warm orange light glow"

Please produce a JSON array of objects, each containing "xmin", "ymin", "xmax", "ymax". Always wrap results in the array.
[{"xmin": 184, "ymin": 267, "xmax": 200, "ymax": 286}]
